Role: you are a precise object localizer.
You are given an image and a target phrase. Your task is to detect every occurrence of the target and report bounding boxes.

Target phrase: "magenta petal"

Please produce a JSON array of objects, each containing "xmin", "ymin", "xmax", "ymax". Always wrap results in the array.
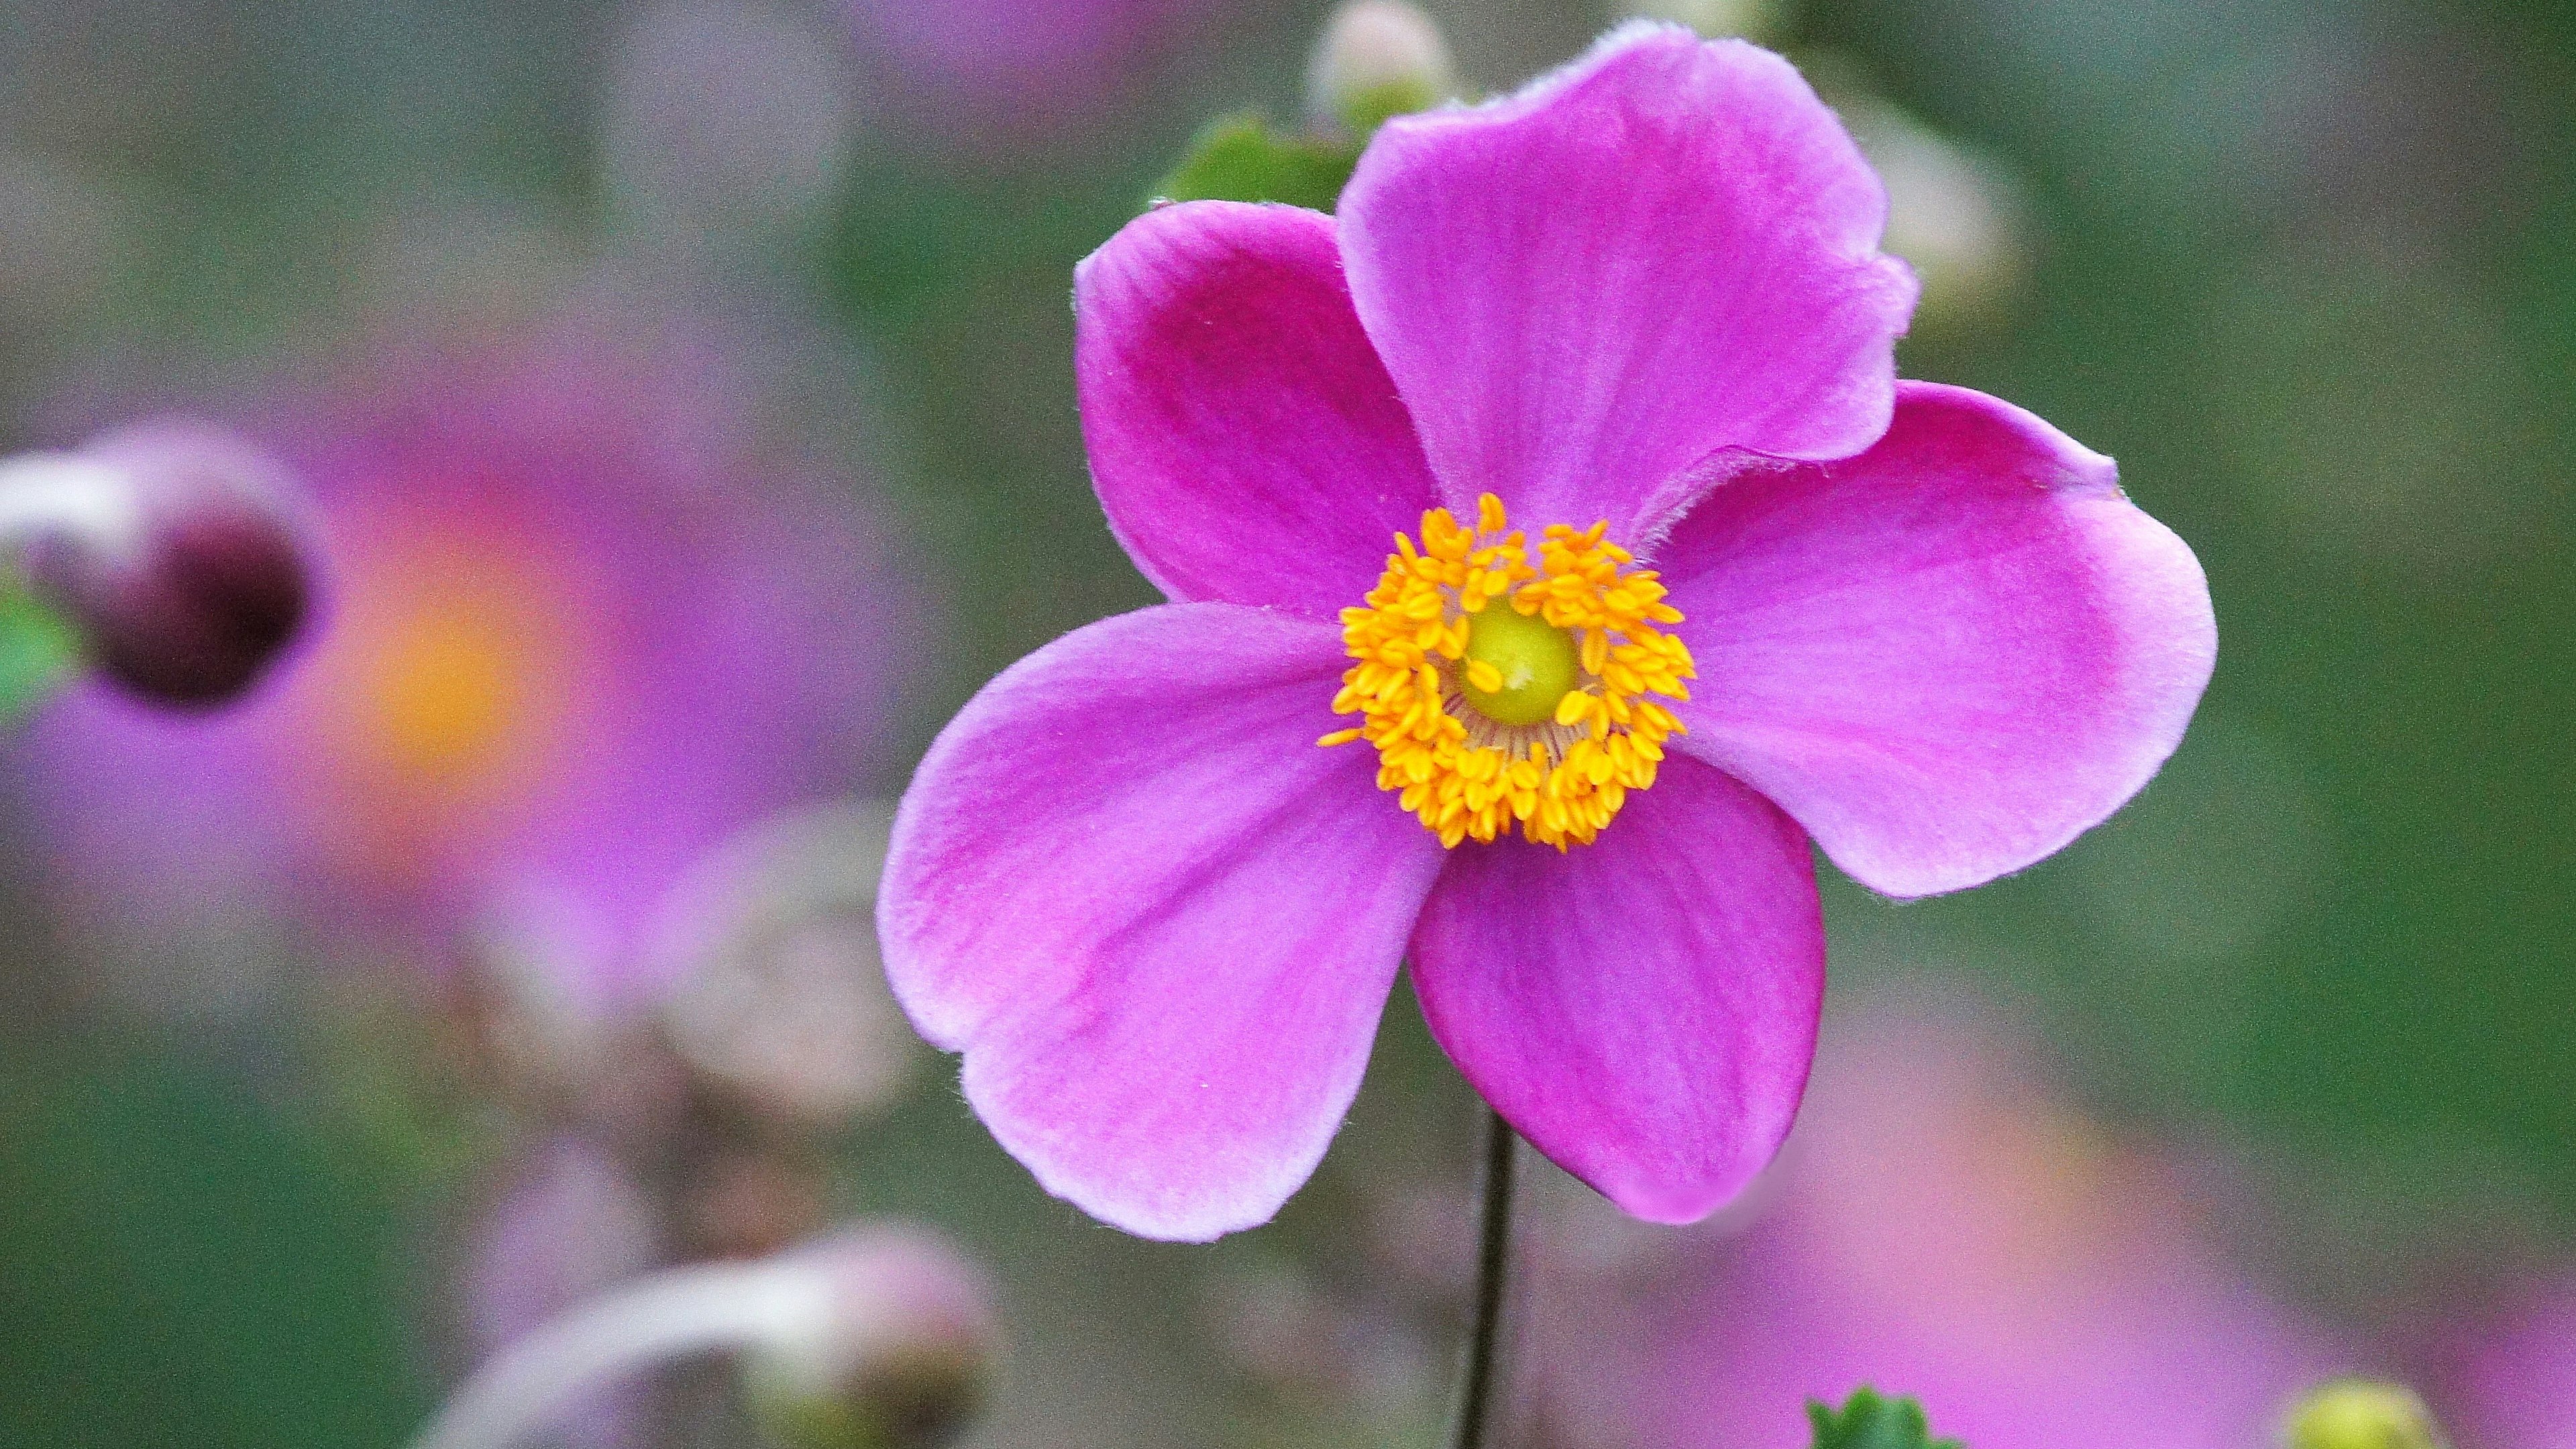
[
  {"xmin": 1075, "ymin": 201, "xmax": 1442, "ymax": 619},
  {"xmin": 877, "ymin": 602, "xmax": 1447, "ymax": 1240},
  {"xmin": 1661, "ymin": 382, "xmax": 2218, "ymax": 898},
  {"xmin": 1410, "ymin": 754, "xmax": 1823, "ymax": 1223},
  {"xmin": 1338, "ymin": 23, "xmax": 1917, "ymax": 538}
]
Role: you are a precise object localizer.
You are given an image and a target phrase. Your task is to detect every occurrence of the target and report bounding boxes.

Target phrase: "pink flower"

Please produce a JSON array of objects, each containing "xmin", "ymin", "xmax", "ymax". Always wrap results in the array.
[
  {"xmin": 2437, "ymin": 1280, "xmax": 2576, "ymax": 1449},
  {"xmin": 1538, "ymin": 1002, "xmax": 2342, "ymax": 1449},
  {"xmin": 21, "ymin": 307, "xmax": 904, "ymax": 1012},
  {"xmin": 878, "ymin": 24, "xmax": 2216, "ymax": 1241},
  {"xmin": 460, "ymin": 1137, "xmax": 662, "ymax": 1449},
  {"xmin": 841, "ymin": 0, "xmax": 1209, "ymax": 131}
]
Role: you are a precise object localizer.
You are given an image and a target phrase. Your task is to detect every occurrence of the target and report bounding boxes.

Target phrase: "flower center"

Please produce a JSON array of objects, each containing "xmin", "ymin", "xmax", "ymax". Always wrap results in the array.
[
  {"xmin": 1458, "ymin": 603, "xmax": 1578, "ymax": 727},
  {"xmin": 1320, "ymin": 494, "xmax": 1695, "ymax": 849},
  {"xmin": 294, "ymin": 508, "xmax": 592, "ymax": 883}
]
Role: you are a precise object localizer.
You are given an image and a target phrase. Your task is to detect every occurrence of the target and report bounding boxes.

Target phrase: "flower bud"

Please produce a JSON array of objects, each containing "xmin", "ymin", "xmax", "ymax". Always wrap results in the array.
[
  {"xmin": 1, "ymin": 419, "xmax": 311, "ymax": 706},
  {"xmin": 1305, "ymin": 1, "xmax": 1458, "ymax": 139},
  {"xmin": 2283, "ymin": 1379, "xmax": 2449, "ymax": 1449},
  {"xmin": 654, "ymin": 802, "xmax": 922, "ymax": 1130},
  {"xmin": 744, "ymin": 1227, "xmax": 1001, "ymax": 1449},
  {"xmin": 1841, "ymin": 99, "xmax": 2031, "ymax": 339}
]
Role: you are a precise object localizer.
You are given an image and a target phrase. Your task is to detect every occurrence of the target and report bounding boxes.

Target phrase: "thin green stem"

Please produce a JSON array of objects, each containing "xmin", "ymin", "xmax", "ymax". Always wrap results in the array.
[{"xmin": 1450, "ymin": 1105, "xmax": 1518, "ymax": 1449}]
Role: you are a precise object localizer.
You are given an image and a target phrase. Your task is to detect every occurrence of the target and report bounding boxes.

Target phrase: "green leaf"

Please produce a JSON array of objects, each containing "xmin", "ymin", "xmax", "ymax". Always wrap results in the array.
[
  {"xmin": 0, "ymin": 583, "xmax": 81, "ymax": 725},
  {"xmin": 1150, "ymin": 113, "xmax": 1362, "ymax": 214},
  {"xmin": 1809, "ymin": 1388, "xmax": 1964, "ymax": 1449},
  {"xmin": 1332, "ymin": 78, "xmax": 1448, "ymax": 142}
]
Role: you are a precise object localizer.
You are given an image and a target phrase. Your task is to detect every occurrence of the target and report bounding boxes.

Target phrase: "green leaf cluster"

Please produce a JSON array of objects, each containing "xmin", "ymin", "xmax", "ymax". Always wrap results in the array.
[
  {"xmin": 1150, "ymin": 113, "xmax": 1364, "ymax": 215},
  {"xmin": 1809, "ymin": 1388, "xmax": 1964, "ymax": 1449},
  {"xmin": 0, "ymin": 583, "xmax": 80, "ymax": 727}
]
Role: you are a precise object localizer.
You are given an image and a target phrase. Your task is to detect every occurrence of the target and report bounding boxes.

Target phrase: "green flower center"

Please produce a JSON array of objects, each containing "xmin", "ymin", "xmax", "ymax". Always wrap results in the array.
[{"xmin": 1458, "ymin": 603, "xmax": 1580, "ymax": 727}]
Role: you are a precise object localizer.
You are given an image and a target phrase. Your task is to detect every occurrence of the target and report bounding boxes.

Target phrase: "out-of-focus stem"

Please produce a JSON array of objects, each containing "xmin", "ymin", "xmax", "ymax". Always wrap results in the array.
[
  {"xmin": 409, "ymin": 1260, "xmax": 832, "ymax": 1449},
  {"xmin": 1450, "ymin": 1104, "xmax": 1519, "ymax": 1449},
  {"xmin": 0, "ymin": 455, "xmax": 140, "ymax": 549}
]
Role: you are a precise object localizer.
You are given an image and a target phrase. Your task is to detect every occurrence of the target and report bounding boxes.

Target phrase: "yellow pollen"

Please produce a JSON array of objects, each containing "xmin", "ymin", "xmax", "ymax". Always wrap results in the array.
[{"xmin": 1322, "ymin": 492, "xmax": 1694, "ymax": 849}]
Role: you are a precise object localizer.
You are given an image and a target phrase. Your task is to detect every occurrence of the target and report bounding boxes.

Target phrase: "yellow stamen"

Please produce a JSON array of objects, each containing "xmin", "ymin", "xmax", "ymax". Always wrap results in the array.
[{"xmin": 1320, "ymin": 493, "xmax": 1695, "ymax": 849}]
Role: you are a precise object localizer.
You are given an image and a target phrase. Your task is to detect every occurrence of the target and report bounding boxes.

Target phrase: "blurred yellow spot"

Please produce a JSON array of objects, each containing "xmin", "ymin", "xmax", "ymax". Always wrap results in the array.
[
  {"xmin": 355, "ymin": 594, "xmax": 531, "ymax": 784},
  {"xmin": 293, "ymin": 513, "xmax": 587, "ymax": 876},
  {"xmin": 2284, "ymin": 1381, "xmax": 2448, "ymax": 1449}
]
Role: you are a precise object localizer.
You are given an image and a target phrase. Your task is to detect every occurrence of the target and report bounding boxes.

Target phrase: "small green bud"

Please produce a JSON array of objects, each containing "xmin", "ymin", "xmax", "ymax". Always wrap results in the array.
[
  {"xmin": 1305, "ymin": 1, "xmax": 1458, "ymax": 139},
  {"xmin": 743, "ymin": 1228, "xmax": 1000, "ymax": 1449},
  {"xmin": 1153, "ymin": 115, "xmax": 1358, "ymax": 212},
  {"xmin": 2283, "ymin": 1379, "xmax": 2449, "ymax": 1449}
]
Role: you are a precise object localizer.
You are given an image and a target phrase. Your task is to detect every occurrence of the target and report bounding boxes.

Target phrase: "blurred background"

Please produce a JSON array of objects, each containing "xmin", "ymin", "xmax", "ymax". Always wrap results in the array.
[{"xmin": 0, "ymin": 0, "xmax": 2571, "ymax": 1446}]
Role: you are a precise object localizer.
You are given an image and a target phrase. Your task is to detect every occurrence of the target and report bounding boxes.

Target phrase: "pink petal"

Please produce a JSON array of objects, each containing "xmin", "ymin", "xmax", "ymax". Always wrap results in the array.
[
  {"xmin": 1409, "ymin": 754, "xmax": 1823, "ymax": 1223},
  {"xmin": 1338, "ymin": 23, "xmax": 1917, "ymax": 540},
  {"xmin": 1660, "ymin": 382, "xmax": 2217, "ymax": 898},
  {"xmin": 1075, "ymin": 201, "xmax": 1442, "ymax": 620},
  {"xmin": 877, "ymin": 602, "xmax": 1448, "ymax": 1240}
]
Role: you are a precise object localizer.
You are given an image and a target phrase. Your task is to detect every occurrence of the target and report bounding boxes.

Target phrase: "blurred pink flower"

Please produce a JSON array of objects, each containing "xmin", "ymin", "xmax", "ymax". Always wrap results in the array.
[
  {"xmin": 19, "ymin": 305, "xmax": 906, "ymax": 1012},
  {"xmin": 462, "ymin": 1136, "xmax": 663, "ymax": 1449},
  {"xmin": 1544, "ymin": 1001, "xmax": 2342, "ymax": 1449},
  {"xmin": 2439, "ymin": 1279, "xmax": 2576, "ymax": 1449},
  {"xmin": 841, "ymin": 0, "xmax": 1210, "ymax": 129}
]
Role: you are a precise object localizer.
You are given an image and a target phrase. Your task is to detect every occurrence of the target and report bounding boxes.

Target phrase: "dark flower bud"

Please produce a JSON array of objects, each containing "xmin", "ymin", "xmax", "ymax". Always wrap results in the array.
[
  {"xmin": 2284, "ymin": 1379, "xmax": 2449, "ymax": 1449},
  {"xmin": 3, "ymin": 419, "xmax": 312, "ymax": 706},
  {"xmin": 745, "ymin": 1227, "xmax": 1001, "ymax": 1449}
]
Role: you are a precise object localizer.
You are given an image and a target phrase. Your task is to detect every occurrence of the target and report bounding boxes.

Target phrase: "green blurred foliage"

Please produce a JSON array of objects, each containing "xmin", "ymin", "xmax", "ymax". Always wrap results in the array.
[
  {"xmin": 0, "ymin": 586, "xmax": 80, "ymax": 726},
  {"xmin": 1793, "ymin": 0, "xmax": 2576, "ymax": 1249},
  {"xmin": 1808, "ymin": 1389, "xmax": 1964, "ymax": 1449},
  {"xmin": 0, "ymin": 1047, "xmax": 428, "ymax": 1448},
  {"xmin": 1154, "ymin": 114, "xmax": 1362, "ymax": 212}
]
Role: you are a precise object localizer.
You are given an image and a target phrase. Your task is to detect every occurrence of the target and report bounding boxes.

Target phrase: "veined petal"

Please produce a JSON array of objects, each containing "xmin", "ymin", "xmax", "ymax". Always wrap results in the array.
[
  {"xmin": 1661, "ymin": 382, "xmax": 2217, "ymax": 898},
  {"xmin": 878, "ymin": 603, "xmax": 1448, "ymax": 1241},
  {"xmin": 1339, "ymin": 23, "xmax": 1916, "ymax": 541},
  {"xmin": 1075, "ymin": 202, "xmax": 1442, "ymax": 620},
  {"xmin": 1410, "ymin": 753, "xmax": 1824, "ymax": 1223}
]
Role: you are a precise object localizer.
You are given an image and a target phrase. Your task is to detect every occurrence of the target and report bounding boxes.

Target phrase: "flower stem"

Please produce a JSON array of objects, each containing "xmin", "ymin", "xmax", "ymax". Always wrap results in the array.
[
  {"xmin": 0, "ymin": 455, "xmax": 142, "ymax": 548},
  {"xmin": 1450, "ymin": 1104, "xmax": 1518, "ymax": 1449},
  {"xmin": 408, "ymin": 1260, "xmax": 832, "ymax": 1449}
]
